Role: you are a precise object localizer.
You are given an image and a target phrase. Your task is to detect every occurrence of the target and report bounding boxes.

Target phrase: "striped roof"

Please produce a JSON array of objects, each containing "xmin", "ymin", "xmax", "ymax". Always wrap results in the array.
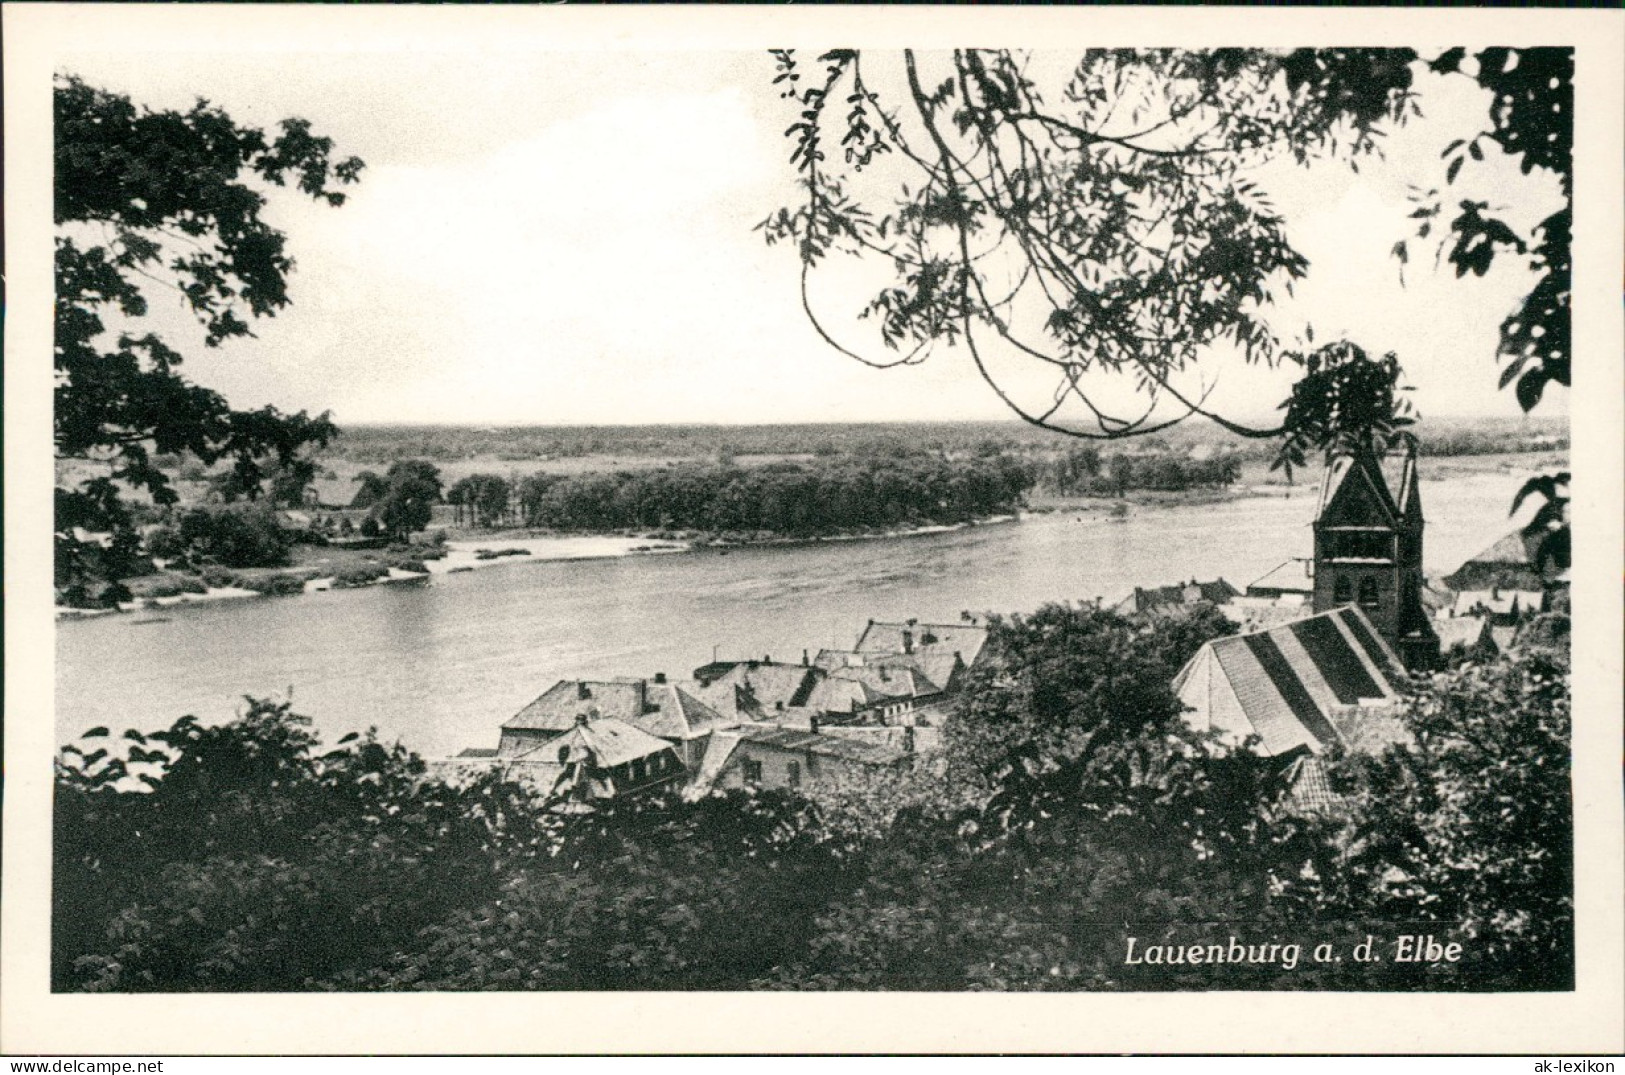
[{"xmin": 1172, "ymin": 606, "xmax": 1405, "ymax": 756}]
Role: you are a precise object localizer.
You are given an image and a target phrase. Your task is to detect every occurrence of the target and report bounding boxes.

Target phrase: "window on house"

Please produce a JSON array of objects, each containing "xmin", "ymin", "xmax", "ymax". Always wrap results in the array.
[
  {"xmin": 1333, "ymin": 576, "xmax": 1353, "ymax": 605},
  {"xmin": 1358, "ymin": 578, "xmax": 1380, "ymax": 609},
  {"xmin": 787, "ymin": 761, "xmax": 801, "ymax": 788},
  {"xmin": 742, "ymin": 759, "xmax": 763, "ymax": 785},
  {"xmin": 631, "ymin": 757, "xmax": 645, "ymax": 781}
]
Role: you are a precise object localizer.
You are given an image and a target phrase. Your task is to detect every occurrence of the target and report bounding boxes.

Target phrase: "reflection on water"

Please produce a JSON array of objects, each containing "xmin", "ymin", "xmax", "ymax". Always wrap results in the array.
[{"xmin": 57, "ymin": 471, "xmax": 1529, "ymax": 758}]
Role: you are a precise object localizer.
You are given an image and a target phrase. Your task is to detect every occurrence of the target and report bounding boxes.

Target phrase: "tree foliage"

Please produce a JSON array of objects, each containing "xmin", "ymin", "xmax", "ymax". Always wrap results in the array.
[
  {"xmin": 373, "ymin": 460, "xmax": 444, "ymax": 540},
  {"xmin": 54, "ymin": 75, "xmax": 363, "ymax": 602},
  {"xmin": 514, "ymin": 452, "xmax": 1031, "ymax": 537},
  {"xmin": 54, "ymin": 618, "xmax": 1569, "ymax": 992},
  {"xmin": 1285, "ymin": 645, "xmax": 1573, "ymax": 990},
  {"xmin": 761, "ymin": 48, "xmax": 1571, "ymax": 552},
  {"xmin": 759, "ymin": 49, "xmax": 1418, "ymax": 444}
]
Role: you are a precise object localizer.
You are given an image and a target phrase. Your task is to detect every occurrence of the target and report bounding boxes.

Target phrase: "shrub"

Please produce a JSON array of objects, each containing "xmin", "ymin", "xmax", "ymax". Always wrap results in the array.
[{"xmin": 332, "ymin": 564, "xmax": 390, "ymax": 589}]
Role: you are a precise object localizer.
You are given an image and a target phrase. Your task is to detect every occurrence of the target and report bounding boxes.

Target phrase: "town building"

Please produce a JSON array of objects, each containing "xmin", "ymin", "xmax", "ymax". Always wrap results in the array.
[
  {"xmin": 1433, "ymin": 614, "xmax": 1499, "ymax": 662},
  {"xmin": 1172, "ymin": 605, "xmax": 1410, "ymax": 809},
  {"xmin": 1112, "ymin": 578, "xmax": 1239, "ymax": 617},
  {"xmin": 501, "ymin": 675, "xmax": 727, "ymax": 768},
  {"xmin": 691, "ymin": 724, "xmax": 910, "ymax": 795},
  {"xmin": 1310, "ymin": 447, "xmax": 1440, "ymax": 672},
  {"xmin": 1449, "ymin": 587, "xmax": 1545, "ymax": 627},
  {"xmin": 1444, "ymin": 527, "xmax": 1563, "ymax": 592},
  {"xmin": 451, "ymin": 714, "xmax": 685, "ymax": 805}
]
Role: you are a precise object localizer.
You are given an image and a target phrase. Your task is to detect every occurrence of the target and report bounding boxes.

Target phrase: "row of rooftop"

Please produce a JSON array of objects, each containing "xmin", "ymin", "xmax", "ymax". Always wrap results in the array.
[{"xmin": 443, "ymin": 619, "xmax": 991, "ymax": 804}]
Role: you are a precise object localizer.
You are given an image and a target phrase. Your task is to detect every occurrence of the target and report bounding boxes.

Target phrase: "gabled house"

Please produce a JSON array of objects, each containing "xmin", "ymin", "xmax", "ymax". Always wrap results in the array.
[
  {"xmin": 502, "ymin": 675, "xmax": 727, "ymax": 768},
  {"xmin": 854, "ymin": 620, "xmax": 990, "ymax": 667},
  {"xmin": 692, "ymin": 724, "xmax": 910, "ymax": 796},
  {"xmin": 682, "ymin": 660, "xmax": 822, "ymax": 725},
  {"xmin": 1449, "ymin": 587, "xmax": 1544, "ymax": 627},
  {"xmin": 1112, "ymin": 578, "xmax": 1239, "ymax": 616},
  {"xmin": 1444, "ymin": 528, "xmax": 1563, "ymax": 592},
  {"xmin": 448, "ymin": 715, "xmax": 685, "ymax": 804},
  {"xmin": 1433, "ymin": 615, "xmax": 1499, "ymax": 662}
]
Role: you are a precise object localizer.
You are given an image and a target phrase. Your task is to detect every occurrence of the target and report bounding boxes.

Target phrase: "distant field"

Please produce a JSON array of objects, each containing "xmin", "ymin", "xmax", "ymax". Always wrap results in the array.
[
  {"xmin": 73, "ymin": 416, "xmax": 1568, "ymax": 510},
  {"xmin": 323, "ymin": 415, "xmax": 1569, "ymax": 467}
]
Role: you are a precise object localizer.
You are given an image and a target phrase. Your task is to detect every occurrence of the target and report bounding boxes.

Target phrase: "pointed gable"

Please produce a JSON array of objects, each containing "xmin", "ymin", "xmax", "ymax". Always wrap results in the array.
[{"xmin": 1317, "ymin": 453, "xmax": 1399, "ymax": 529}]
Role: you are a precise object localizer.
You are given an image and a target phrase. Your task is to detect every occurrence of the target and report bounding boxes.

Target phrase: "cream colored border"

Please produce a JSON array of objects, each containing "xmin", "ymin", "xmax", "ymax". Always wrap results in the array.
[{"xmin": 5, "ymin": 4, "xmax": 1621, "ymax": 1055}]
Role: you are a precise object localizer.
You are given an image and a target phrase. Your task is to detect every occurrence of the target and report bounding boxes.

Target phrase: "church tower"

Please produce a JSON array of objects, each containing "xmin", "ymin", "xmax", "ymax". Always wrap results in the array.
[{"xmin": 1311, "ymin": 445, "xmax": 1440, "ymax": 672}]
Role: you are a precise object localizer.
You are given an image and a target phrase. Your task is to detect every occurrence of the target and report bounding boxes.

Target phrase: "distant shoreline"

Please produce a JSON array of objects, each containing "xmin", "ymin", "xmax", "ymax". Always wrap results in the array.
[{"xmin": 55, "ymin": 514, "xmax": 1024, "ymax": 621}]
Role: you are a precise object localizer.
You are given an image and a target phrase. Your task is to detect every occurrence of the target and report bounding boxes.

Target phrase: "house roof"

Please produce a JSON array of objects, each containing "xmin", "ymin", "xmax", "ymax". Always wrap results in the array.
[
  {"xmin": 1173, "ymin": 606, "xmax": 1405, "ymax": 757},
  {"xmin": 505, "ymin": 678, "xmax": 728, "ymax": 741},
  {"xmin": 682, "ymin": 662, "xmax": 821, "ymax": 721},
  {"xmin": 504, "ymin": 679, "xmax": 649, "ymax": 734},
  {"xmin": 1434, "ymin": 615, "xmax": 1494, "ymax": 653},
  {"xmin": 803, "ymin": 676, "xmax": 890, "ymax": 714},
  {"xmin": 1463, "ymin": 528, "xmax": 1542, "ymax": 567},
  {"xmin": 854, "ymin": 621, "xmax": 989, "ymax": 664},
  {"xmin": 1451, "ymin": 589, "xmax": 1542, "ymax": 618},
  {"xmin": 827, "ymin": 663, "xmax": 936, "ymax": 699},
  {"xmin": 735, "ymin": 725, "xmax": 909, "ymax": 766},
  {"xmin": 635, "ymin": 682, "xmax": 729, "ymax": 740},
  {"xmin": 1112, "ymin": 578, "xmax": 1239, "ymax": 615},
  {"xmin": 510, "ymin": 716, "xmax": 675, "ymax": 770},
  {"xmin": 1246, "ymin": 559, "xmax": 1315, "ymax": 596},
  {"xmin": 686, "ymin": 730, "xmax": 746, "ymax": 795}
]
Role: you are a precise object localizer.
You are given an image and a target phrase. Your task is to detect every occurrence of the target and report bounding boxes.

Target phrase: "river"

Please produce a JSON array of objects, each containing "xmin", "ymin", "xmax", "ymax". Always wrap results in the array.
[{"xmin": 56, "ymin": 468, "xmax": 1531, "ymax": 758}]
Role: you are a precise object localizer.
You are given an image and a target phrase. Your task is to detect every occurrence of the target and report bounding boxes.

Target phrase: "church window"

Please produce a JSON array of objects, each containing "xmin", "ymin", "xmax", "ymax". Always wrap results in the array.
[{"xmin": 1358, "ymin": 578, "xmax": 1380, "ymax": 609}]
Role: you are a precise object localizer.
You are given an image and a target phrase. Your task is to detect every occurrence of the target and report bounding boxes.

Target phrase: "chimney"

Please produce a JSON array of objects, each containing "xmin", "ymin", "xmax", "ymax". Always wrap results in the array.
[
  {"xmin": 775, "ymin": 700, "xmax": 784, "ymax": 712},
  {"xmin": 653, "ymin": 671, "xmax": 666, "ymax": 684},
  {"xmin": 576, "ymin": 682, "xmax": 591, "ymax": 700},
  {"xmin": 902, "ymin": 630, "xmax": 913, "ymax": 654},
  {"xmin": 575, "ymin": 713, "xmax": 590, "ymax": 727},
  {"xmin": 809, "ymin": 715, "xmax": 820, "ymax": 735},
  {"xmin": 764, "ymin": 654, "xmax": 772, "ymax": 664},
  {"xmin": 802, "ymin": 649, "xmax": 809, "ymax": 666}
]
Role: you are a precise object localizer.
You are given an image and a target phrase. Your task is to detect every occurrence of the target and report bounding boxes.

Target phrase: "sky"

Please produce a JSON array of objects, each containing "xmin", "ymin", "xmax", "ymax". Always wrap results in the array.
[{"xmin": 61, "ymin": 45, "xmax": 1568, "ymax": 429}]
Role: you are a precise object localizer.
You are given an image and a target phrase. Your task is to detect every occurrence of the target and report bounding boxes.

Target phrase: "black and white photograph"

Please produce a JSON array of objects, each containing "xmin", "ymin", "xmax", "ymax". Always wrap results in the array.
[{"xmin": 5, "ymin": 3, "xmax": 1622, "ymax": 1056}]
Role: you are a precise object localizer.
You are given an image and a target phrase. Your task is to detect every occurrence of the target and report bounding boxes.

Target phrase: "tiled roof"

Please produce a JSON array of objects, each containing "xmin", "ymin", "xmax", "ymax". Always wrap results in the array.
[
  {"xmin": 735, "ymin": 725, "xmax": 909, "ymax": 766},
  {"xmin": 632, "ymin": 682, "xmax": 728, "ymax": 741},
  {"xmin": 1434, "ymin": 615, "xmax": 1494, "ymax": 653},
  {"xmin": 1246, "ymin": 559, "xmax": 1315, "ymax": 596},
  {"xmin": 681, "ymin": 662, "xmax": 821, "ymax": 721},
  {"xmin": 503, "ymin": 679, "xmax": 649, "ymax": 733},
  {"xmin": 854, "ymin": 621, "xmax": 989, "ymax": 665},
  {"xmin": 1173, "ymin": 607, "xmax": 1405, "ymax": 757},
  {"xmin": 1113, "ymin": 578, "xmax": 1239, "ymax": 615},
  {"xmin": 1451, "ymin": 590, "xmax": 1542, "ymax": 618},
  {"xmin": 803, "ymin": 676, "xmax": 888, "ymax": 714},
  {"xmin": 827, "ymin": 664, "xmax": 933, "ymax": 699},
  {"xmin": 505, "ymin": 678, "xmax": 730, "ymax": 741},
  {"xmin": 813, "ymin": 648, "xmax": 961, "ymax": 694},
  {"xmin": 510, "ymin": 716, "xmax": 675, "ymax": 769},
  {"xmin": 1464, "ymin": 529, "xmax": 1542, "ymax": 567},
  {"xmin": 685, "ymin": 730, "xmax": 745, "ymax": 795}
]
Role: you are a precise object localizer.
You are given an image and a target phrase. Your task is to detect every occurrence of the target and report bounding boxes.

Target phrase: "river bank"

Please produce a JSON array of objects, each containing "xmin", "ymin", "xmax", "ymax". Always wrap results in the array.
[{"xmin": 58, "ymin": 515, "xmax": 1023, "ymax": 620}]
